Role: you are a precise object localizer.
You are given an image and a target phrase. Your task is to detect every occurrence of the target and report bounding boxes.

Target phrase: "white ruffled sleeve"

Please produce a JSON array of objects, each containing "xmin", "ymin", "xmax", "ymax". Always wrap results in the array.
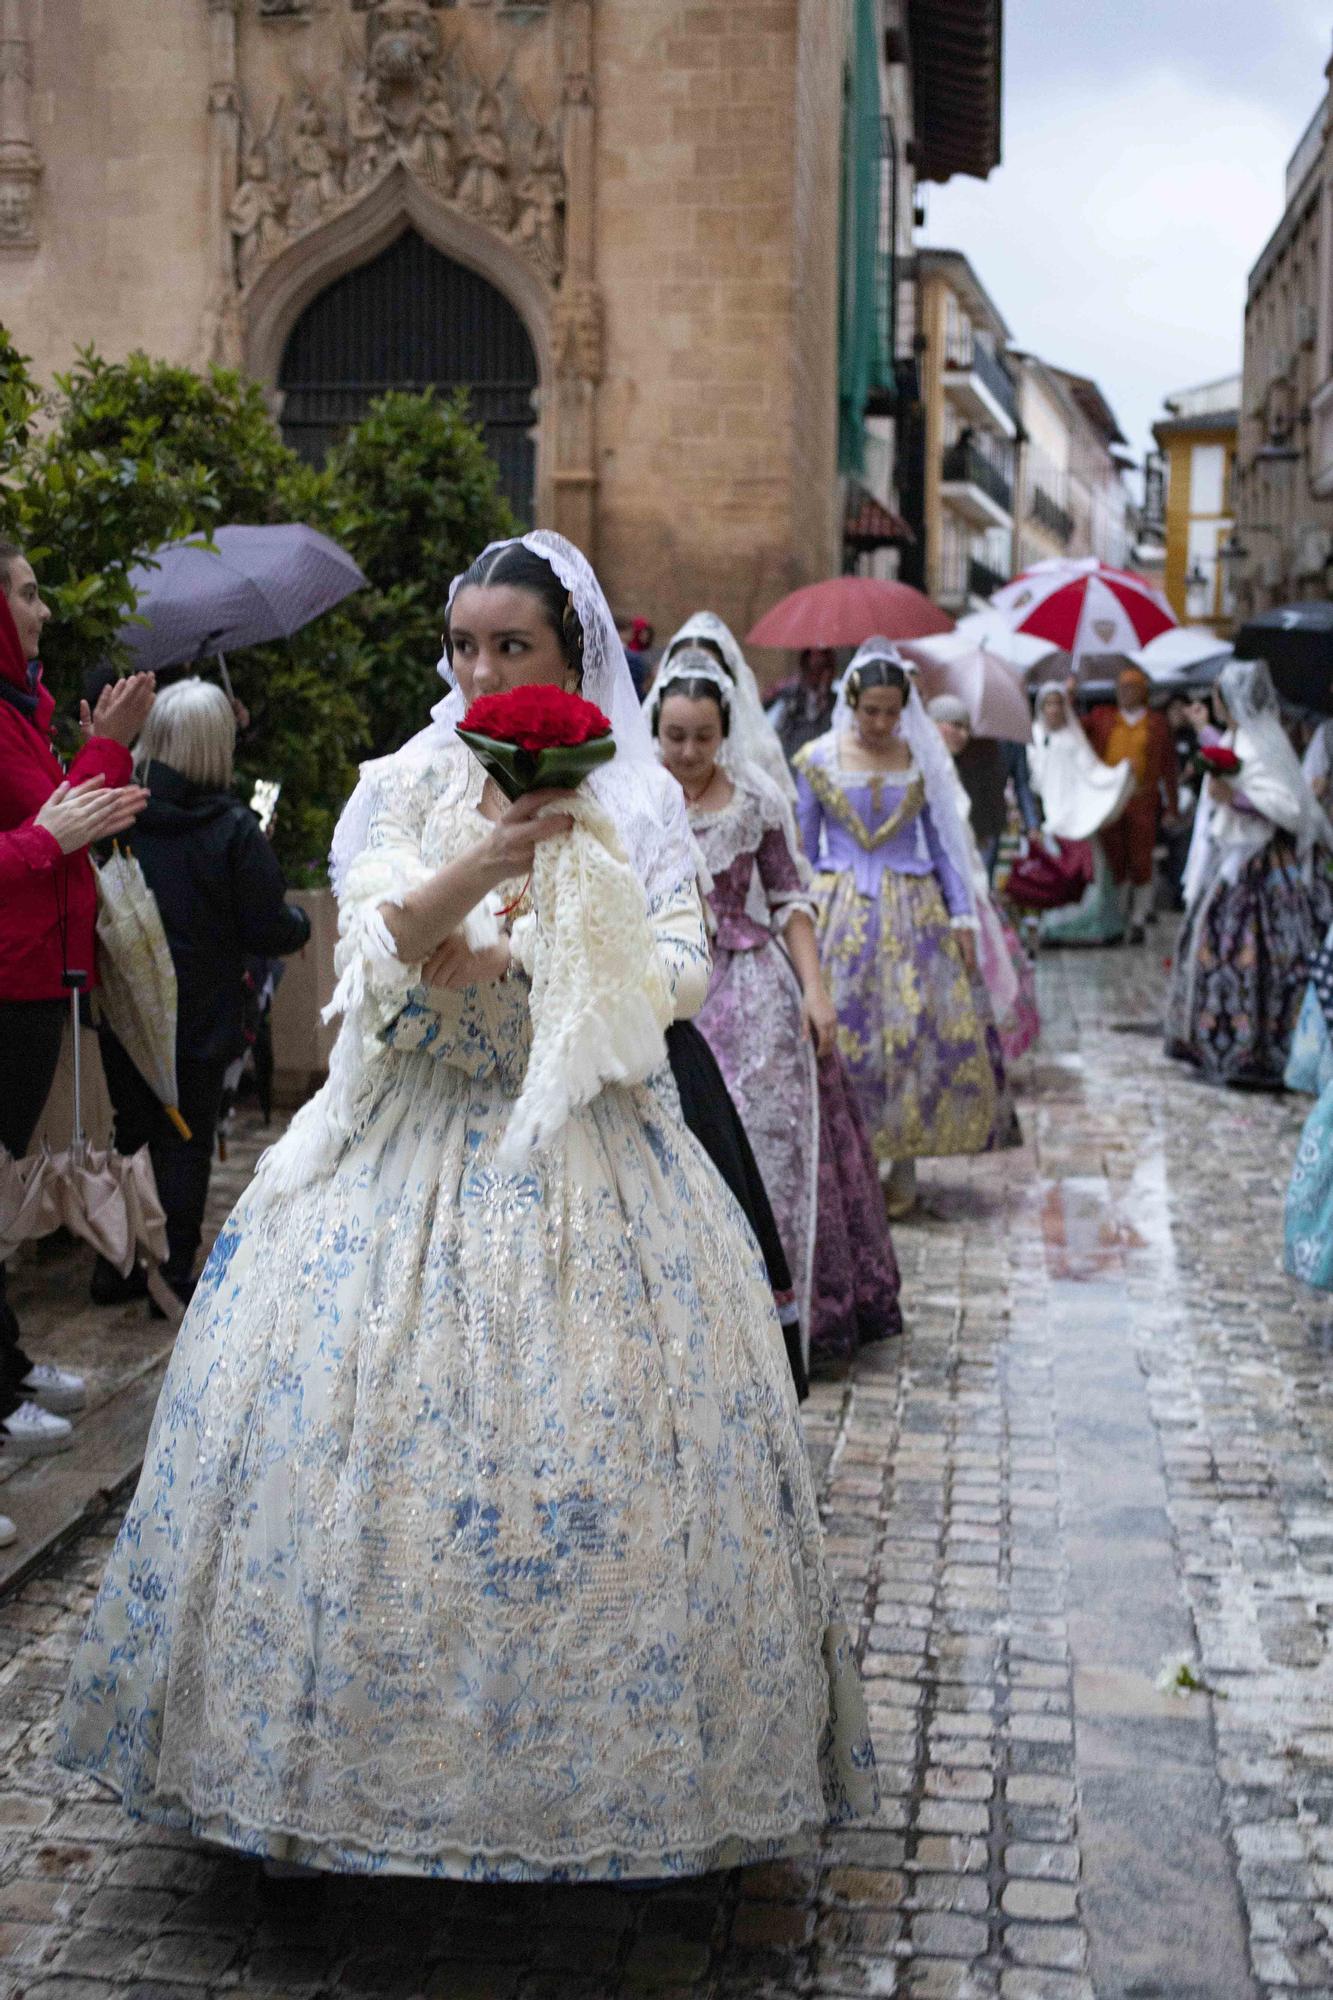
[
  {"xmin": 325, "ymin": 764, "xmax": 438, "ymax": 1023},
  {"xmin": 650, "ymin": 877, "xmax": 712, "ymax": 1021}
]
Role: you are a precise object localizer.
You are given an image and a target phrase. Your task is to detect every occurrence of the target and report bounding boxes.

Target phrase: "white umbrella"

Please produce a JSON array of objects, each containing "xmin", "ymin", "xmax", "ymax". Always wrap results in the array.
[
  {"xmin": 898, "ymin": 629, "xmax": 1033, "ymax": 744},
  {"xmin": 952, "ymin": 609, "xmax": 1062, "ymax": 675},
  {"xmin": 1125, "ymin": 627, "xmax": 1233, "ymax": 687}
]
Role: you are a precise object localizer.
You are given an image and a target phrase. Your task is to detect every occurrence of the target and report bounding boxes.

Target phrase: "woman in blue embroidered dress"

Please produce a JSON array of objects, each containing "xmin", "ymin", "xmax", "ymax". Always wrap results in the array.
[
  {"xmin": 794, "ymin": 640, "xmax": 1019, "ymax": 1218},
  {"xmin": 56, "ymin": 533, "xmax": 877, "ymax": 1880}
]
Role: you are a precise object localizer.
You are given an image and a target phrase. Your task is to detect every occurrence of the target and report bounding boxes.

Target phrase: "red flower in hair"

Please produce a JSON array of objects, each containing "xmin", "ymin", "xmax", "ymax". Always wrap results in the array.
[{"xmin": 461, "ymin": 686, "xmax": 612, "ymax": 752}]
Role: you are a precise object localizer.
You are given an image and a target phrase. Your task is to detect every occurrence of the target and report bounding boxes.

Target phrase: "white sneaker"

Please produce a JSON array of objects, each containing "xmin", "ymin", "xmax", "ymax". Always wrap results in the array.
[
  {"xmin": 2, "ymin": 1400, "xmax": 73, "ymax": 1455},
  {"xmin": 19, "ymin": 1362, "xmax": 87, "ymax": 1413},
  {"xmin": 0, "ymin": 1515, "xmax": 15, "ymax": 1548}
]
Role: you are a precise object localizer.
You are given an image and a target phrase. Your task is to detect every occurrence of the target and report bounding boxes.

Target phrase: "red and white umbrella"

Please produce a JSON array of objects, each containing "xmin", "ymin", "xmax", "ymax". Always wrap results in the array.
[{"xmin": 989, "ymin": 557, "xmax": 1175, "ymax": 666}]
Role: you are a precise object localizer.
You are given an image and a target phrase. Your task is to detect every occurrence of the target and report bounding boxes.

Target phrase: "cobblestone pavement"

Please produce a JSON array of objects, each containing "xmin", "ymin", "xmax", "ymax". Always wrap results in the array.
[{"xmin": 1, "ymin": 939, "xmax": 1331, "ymax": 1999}]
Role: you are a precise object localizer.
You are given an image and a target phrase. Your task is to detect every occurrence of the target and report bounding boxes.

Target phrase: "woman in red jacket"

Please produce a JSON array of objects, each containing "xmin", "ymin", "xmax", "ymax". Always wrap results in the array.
[{"xmin": 0, "ymin": 539, "xmax": 152, "ymax": 1456}]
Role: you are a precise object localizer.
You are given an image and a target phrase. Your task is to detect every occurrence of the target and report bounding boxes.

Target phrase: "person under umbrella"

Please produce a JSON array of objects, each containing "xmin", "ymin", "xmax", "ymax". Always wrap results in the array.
[
  {"xmin": 1083, "ymin": 665, "xmax": 1179, "ymax": 943},
  {"xmin": 767, "ymin": 649, "xmax": 840, "ymax": 765},
  {"xmin": 0, "ymin": 539, "xmax": 152, "ymax": 1457},
  {"xmin": 91, "ymin": 680, "xmax": 310, "ymax": 1312}
]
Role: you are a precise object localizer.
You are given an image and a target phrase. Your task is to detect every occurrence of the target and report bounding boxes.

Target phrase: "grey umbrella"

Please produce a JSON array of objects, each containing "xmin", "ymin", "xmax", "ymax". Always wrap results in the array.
[{"xmin": 119, "ymin": 523, "xmax": 366, "ymax": 673}]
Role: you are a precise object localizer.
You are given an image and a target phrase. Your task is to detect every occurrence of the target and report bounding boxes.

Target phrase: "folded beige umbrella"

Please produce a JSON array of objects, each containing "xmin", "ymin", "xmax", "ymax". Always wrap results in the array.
[
  {"xmin": 95, "ymin": 847, "xmax": 191, "ymax": 1141},
  {"xmin": 0, "ymin": 985, "xmax": 184, "ymax": 1326}
]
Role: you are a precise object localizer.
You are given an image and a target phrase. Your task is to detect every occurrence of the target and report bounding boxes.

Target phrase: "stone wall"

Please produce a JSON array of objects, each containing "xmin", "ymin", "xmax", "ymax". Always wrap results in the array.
[
  {"xmin": 8, "ymin": 0, "xmax": 214, "ymax": 378},
  {"xmin": 594, "ymin": 0, "xmax": 840, "ymax": 652},
  {"xmin": 4, "ymin": 0, "xmax": 847, "ymax": 668}
]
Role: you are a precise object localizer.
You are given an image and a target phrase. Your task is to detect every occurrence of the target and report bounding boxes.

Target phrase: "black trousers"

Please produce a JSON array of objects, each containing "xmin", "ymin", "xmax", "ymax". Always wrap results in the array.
[
  {"xmin": 99, "ymin": 1031, "xmax": 229, "ymax": 1290},
  {"xmin": 0, "ymin": 997, "xmax": 68, "ymax": 1416}
]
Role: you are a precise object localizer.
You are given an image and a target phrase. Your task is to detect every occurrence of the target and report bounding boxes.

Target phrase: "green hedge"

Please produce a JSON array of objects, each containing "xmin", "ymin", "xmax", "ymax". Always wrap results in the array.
[{"xmin": 0, "ymin": 337, "xmax": 517, "ymax": 877}]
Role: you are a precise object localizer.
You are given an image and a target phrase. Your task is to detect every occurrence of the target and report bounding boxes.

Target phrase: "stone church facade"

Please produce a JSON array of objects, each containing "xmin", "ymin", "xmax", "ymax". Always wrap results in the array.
[{"xmin": 0, "ymin": 0, "xmax": 1000, "ymax": 641}]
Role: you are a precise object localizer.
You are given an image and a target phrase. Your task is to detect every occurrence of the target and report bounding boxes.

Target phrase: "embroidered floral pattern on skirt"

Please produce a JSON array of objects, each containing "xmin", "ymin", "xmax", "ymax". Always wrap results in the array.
[
  {"xmin": 1165, "ymin": 837, "xmax": 1333, "ymax": 1086},
  {"xmin": 815, "ymin": 868, "xmax": 1014, "ymax": 1162}
]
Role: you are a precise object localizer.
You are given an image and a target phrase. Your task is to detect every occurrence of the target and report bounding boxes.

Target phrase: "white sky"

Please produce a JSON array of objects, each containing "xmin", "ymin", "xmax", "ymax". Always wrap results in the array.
[{"xmin": 919, "ymin": 0, "xmax": 1331, "ymax": 467}]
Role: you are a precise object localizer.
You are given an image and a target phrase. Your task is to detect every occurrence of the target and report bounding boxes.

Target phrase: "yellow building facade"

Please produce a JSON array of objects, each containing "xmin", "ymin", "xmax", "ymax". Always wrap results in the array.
[{"xmin": 1150, "ymin": 376, "xmax": 1239, "ymax": 633}]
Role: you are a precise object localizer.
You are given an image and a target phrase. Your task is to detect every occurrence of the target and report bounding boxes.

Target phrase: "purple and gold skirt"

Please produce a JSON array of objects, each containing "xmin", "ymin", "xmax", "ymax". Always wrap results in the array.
[{"xmin": 814, "ymin": 868, "xmax": 1018, "ymax": 1162}]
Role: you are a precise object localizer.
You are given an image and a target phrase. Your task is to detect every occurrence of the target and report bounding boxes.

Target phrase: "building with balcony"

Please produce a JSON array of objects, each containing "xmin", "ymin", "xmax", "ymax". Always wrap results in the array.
[
  {"xmin": 915, "ymin": 248, "xmax": 1017, "ymax": 611},
  {"xmin": 1006, "ymin": 352, "xmax": 1134, "ymax": 581},
  {"xmin": 1233, "ymin": 82, "xmax": 1333, "ymax": 616},
  {"xmin": 840, "ymin": 0, "xmax": 1004, "ymax": 587},
  {"xmin": 1148, "ymin": 376, "xmax": 1239, "ymax": 633}
]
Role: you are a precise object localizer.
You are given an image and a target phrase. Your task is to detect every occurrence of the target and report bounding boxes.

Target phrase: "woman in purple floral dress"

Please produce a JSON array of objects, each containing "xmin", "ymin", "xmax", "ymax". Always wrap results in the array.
[
  {"xmin": 651, "ymin": 652, "xmax": 901, "ymax": 1372},
  {"xmin": 794, "ymin": 641, "xmax": 1019, "ymax": 1218}
]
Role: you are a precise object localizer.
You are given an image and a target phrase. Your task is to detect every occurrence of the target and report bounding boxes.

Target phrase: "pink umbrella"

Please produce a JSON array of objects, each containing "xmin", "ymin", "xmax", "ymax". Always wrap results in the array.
[
  {"xmin": 989, "ymin": 557, "xmax": 1175, "ymax": 666},
  {"xmin": 898, "ymin": 630, "xmax": 1032, "ymax": 744},
  {"xmin": 746, "ymin": 576, "xmax": 952, "ymax": 650}
]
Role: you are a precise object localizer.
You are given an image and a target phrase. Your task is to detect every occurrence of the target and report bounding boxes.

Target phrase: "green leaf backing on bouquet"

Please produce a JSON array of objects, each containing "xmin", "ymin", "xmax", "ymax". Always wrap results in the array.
[{"xmin": 456, "ymin": 727, "xmax": 617, "ymax": 802}]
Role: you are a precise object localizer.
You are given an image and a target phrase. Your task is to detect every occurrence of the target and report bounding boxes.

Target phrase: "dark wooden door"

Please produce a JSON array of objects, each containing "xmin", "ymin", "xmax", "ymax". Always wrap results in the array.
[{"xmin": 278, "ymin": 228, "xmax": 538, "ymax": 517}]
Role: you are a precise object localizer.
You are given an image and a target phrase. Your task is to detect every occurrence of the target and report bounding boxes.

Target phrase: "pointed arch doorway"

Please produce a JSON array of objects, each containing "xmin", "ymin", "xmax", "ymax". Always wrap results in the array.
[{"xmin": 277, "ymin": 227, "xmax": 540, "ymax": 520}]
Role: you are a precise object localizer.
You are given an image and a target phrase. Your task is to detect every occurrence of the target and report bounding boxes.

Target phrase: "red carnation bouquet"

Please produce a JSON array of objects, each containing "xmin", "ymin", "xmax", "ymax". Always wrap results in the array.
[
  {"xmin": 457, "ymin": 686, "xmax": 616, "ymax": 801},
  {"xmin": 1192, "ymin": 742, "xmax": 1242, "ymax": 784}
]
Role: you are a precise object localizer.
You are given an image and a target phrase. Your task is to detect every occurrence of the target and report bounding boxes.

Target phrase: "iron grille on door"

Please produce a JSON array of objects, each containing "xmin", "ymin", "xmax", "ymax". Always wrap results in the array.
[{"xmin": 278, "ymin": 229, "xmax": 539, "ymax": 519}]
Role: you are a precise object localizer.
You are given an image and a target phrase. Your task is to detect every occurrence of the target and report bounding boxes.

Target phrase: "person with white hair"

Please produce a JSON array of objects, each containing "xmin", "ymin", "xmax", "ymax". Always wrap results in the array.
[
  {"xmin": 793, "ymin": 640, "xmax": 1019, "ymax": 1219},
  {"xmin": 1165, "ymin": 658, "xmax": 1333, "ymax": 1085},
  {"xmin": 91, "ymin": 677, "xmax": 310, "ymax": 1311}
]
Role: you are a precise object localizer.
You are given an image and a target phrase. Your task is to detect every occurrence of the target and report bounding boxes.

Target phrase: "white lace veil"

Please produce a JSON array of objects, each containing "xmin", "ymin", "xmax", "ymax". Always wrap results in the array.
[
  {"xmin": 661, "ymin": 611, "xmax": 796, "ymax": 805},
  {"xmin": 1218, "ymin": 657, "xmax": 1333, "ymax": 860},
  {"xmin": 645, "ymin": 648, "xmax": 736, "ymax": 754},
  {"xmin": 329, "ymin": 530, "xmax": 697, "ymax": 907},
  {"xmin": 834, "ymin": 637, "xmax": 978, "ymax": 918}
]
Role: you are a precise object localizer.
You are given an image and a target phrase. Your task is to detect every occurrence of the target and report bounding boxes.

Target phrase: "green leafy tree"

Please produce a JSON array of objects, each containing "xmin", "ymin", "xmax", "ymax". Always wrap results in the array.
[
  {"xmin": 0, "ymin": 346, "xmax": 216, "ymax": 716},
  {"xmin": 0, "ymin": 349, "xmax": 366, "ymax": 872},
  {"xmin": 325, "ymin": 388, "xmax": 517, "ymax": 758},
  {"xmin": 0, "ymin": 351, "xmax": 519, "ymax": 874}
]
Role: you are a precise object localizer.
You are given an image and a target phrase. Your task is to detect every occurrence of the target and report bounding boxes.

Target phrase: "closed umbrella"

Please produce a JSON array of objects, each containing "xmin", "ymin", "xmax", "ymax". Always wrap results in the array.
[
  {"xmin": 95, "ymin": 848, "xmax": 191, "ymax": 1142},
  {"xmin": 1233, "ymin": 602, "xmax": 1333, "ymax": 712},
  {"xmin": 0, "ymin": 983, "xmax": 183, "ymax": 1325},
  {"xmin": 119, "ymin": 523, "xmax": 366, "ymax": 673},
  {"xmin": 746, "ymin": 577, "xmax": 952, "ymax": 650}
]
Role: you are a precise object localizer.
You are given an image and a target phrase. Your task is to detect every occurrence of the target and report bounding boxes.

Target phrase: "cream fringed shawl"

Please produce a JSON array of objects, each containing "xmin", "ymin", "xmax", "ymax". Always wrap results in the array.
[
  {"xmin": 498, "ymin": 791, "xmax": 672, "ymax": 1163},
  {"xmin": 256, "ymin": 762, "xmax": 677, "ymax": 1193}
]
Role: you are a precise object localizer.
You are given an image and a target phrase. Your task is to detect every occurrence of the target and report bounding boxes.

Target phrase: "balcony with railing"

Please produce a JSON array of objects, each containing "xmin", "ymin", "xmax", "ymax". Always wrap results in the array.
[
  {"xmin": 941, "ymin": 439, "xmax": 1013, "ymax": 526},
  {"xmin": 941, "ymin": 335, "xmax": 1018, "ymax": 435},
  {"xmin": 1030, "ymin": 481, "xmax": 1074, "ymax": 544},
  {"xmin": 935, "ymin": 544, "xmax": 1009, "ymax": 609}
]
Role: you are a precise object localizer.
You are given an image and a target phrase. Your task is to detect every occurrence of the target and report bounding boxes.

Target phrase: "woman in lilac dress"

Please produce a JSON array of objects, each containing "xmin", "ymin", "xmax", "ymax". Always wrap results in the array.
[
  {"xmin": 651, "ymin": 652, "xmax": 901, "ymax": 1372},
  {"xmin": 794, "ymin": 640, "xmax": 1019, "ymax": 1218}
]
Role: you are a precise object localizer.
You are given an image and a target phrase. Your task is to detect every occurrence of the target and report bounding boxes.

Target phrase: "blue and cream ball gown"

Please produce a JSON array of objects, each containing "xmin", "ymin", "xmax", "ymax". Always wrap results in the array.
[{"xmin": 56, "ymin": 742, "xmax": 877, "ymax": 1880}]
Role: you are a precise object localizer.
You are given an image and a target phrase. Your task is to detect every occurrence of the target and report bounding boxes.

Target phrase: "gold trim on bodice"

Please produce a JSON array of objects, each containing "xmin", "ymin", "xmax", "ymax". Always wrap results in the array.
[{"xmin": 798, "ymin": 752, "xmax": 926, "ymax": 852}]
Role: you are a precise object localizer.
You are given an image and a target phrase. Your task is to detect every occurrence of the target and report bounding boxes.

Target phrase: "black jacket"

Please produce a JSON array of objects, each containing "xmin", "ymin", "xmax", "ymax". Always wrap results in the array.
[{"xmin": 122, "ymin": 762, "xmax": 311, "ymax": 1064}]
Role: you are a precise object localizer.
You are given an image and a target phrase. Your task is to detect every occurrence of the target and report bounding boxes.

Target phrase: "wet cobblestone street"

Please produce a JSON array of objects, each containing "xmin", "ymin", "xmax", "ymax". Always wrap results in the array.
[{"xmin": 2, "ymin": 939, "xmax": 1331, "ymax": 2000}]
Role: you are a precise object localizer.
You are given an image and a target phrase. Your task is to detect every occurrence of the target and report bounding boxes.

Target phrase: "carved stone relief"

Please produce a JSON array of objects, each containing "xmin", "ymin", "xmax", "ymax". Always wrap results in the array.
[
  {"xmin": 0, "ymin": 0, "xmax": 41, "ymax": 249},
  {"xmin": 552, "ymin": 278, "xmax": 602, "ymax": 384},
  {"xmin": 229, "ymin": 0, "xmax": 565, "ymax": 295}
]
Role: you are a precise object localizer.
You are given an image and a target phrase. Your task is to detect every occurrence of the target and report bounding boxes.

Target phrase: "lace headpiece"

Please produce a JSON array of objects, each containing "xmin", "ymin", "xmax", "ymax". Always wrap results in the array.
[
  {"xmin": 835, "ymin": 637, "xmax": 977, "ymax": 920},
  {"xmin": 331, "ymin": 530, "xmax": 698, "ymax": 908}
]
